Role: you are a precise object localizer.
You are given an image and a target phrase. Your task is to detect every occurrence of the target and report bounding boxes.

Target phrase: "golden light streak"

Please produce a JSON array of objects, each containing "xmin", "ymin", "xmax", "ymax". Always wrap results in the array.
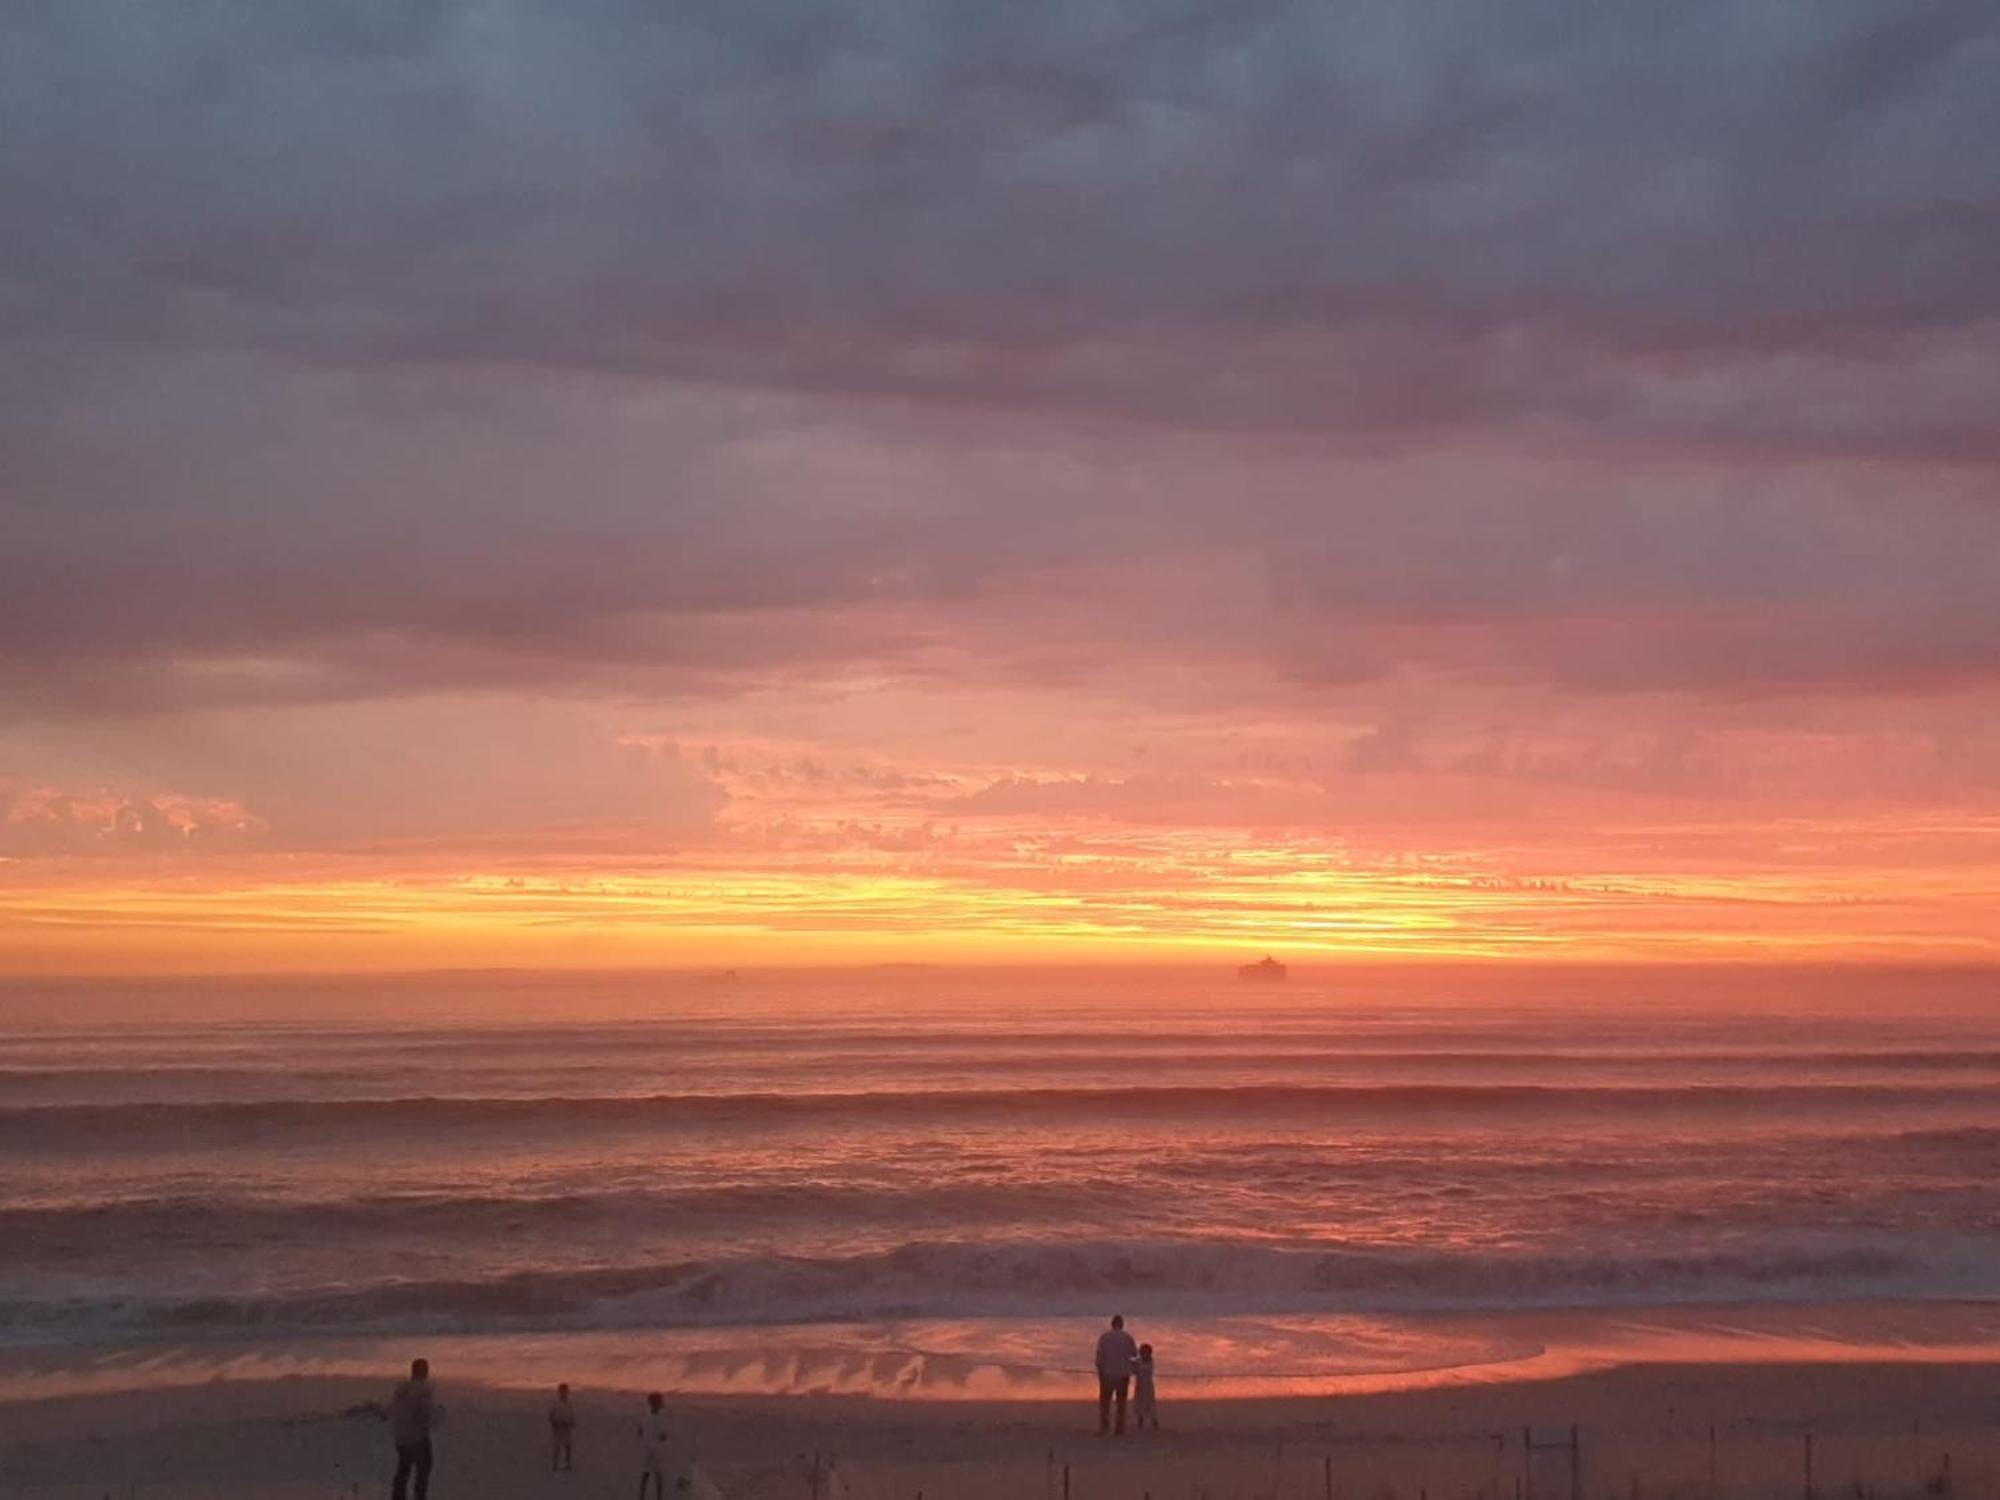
[{"xmin": 5, "ymin": 813, "xmax": 1997, "ymax": 974}]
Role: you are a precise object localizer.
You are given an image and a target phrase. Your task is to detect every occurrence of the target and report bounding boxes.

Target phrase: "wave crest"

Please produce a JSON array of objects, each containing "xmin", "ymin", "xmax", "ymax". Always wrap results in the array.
[{"xmin": 0, "ymin": 1236, "xmax": 1956, "ymax": 1342}]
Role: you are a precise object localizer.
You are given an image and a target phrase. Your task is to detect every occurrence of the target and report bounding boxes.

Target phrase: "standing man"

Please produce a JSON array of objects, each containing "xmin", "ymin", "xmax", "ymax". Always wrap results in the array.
[
  {"xmin": 549, "ymin": 1381, "xmax": 577, "ymax": 1472},
  {"xmin": 1094, "ymin": 1314, "xmax": 1138, "ymax": 1436},
  {"xmin": 390, "ymin": 1357, "xmax": 437, "ymax": 1500}
]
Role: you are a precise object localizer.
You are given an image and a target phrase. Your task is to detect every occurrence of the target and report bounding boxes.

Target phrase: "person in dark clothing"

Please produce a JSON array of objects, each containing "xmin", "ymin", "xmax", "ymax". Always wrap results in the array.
[
  {"xmin": 550, "ymin": 1381, "xmax": 577, "ymax": 1472},
  {"xmin": 390, "ymin": 1357, "xmax": 436, "ymax": 1500},
  {"xmin": 1093, "ymin": 1314, "xmax": 1138, "ymax": 1436}
]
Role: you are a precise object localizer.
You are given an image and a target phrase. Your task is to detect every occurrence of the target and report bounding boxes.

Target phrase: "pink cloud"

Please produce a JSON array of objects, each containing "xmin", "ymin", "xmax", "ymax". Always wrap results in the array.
[{"xmin": 0, "ymin": 784, "xmax": 266, "ymax": 857}]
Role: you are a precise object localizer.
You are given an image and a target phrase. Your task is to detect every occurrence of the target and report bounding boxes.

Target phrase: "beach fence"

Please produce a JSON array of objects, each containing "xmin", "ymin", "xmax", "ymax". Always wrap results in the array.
[
  {"xmin": 785, "ymin": 1418, "xmax": 1989, "ymax": 1500},
  {"xmin": 802, "ymin": 1449, "xmax": 857, "ymax": 1499},
  {"xmin": 1523, "ymin": 1425, "xmax": 1583, "ymax": 1500}
]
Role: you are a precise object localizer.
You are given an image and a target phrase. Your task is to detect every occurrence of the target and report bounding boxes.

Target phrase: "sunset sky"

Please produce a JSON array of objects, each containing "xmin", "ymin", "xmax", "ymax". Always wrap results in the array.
[{"xmin": 4, "ymin": 3, "xmax": 1999, "ymax": 972}]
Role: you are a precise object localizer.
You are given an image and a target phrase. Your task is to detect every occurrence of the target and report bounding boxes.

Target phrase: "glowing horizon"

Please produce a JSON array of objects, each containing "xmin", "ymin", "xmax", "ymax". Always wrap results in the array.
[{"xmin": 8, "ymin": 766, "xmax": 1998, "ymax": 972}]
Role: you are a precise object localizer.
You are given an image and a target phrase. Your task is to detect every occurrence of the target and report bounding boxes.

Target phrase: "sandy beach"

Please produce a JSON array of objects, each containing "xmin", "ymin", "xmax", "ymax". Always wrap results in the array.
[{"xmin": 3, "ymin": 1357, "xmax": 1995, "ymax": 1500}]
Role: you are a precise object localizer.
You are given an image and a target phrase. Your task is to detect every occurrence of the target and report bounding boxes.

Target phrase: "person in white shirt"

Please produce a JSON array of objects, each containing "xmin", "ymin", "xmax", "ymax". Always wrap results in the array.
[
  {"xmin": 1093, "ymin": 1314, "xmax": 1139, "ymax": 1436},
  {"xmin": 636, "ymin": 1391, "xmax": 686, "ymax": 1499},
  {"xmin": 1131, "ymin": 1342, "xmax": 1159, "ymax": 1431}
]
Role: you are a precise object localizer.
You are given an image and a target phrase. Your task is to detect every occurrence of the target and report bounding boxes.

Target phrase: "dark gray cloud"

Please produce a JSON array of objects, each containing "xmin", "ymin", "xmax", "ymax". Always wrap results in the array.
[
  {"xmin": 6, "ymin": 1, "xmax": 1998, "ymax": 438},
  {"xmin": 3, "ymin": 1, "xmax": 1999, "ymax": 721}
]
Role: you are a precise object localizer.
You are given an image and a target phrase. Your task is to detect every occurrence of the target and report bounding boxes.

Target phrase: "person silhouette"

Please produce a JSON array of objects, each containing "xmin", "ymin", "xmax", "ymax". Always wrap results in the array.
[
  {"xmin": 1093, "ymin": 1314, "xmax": 1138, "ymax": 1436},
  {"xmin": 637, "ymin": 1391, "xmax": 686, "ymax": 1499},
  {"xmin": 549, "ymin": 1381, "xmax": 576, "ymax": 1472},
  {"xmin": 1132, "ymin": 1342, "xmax": 1159, "ymax": 1431},
  {"xmin": 389, "ymin": 1358, "xmax": 436, "ymax": 1500}
]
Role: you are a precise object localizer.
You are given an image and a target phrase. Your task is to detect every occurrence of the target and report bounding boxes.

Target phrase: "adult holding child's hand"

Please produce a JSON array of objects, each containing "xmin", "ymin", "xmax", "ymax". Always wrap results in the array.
[{"xmin": 1093, "ymin": 1314, "xmax": 1138, "ymax": 1436}]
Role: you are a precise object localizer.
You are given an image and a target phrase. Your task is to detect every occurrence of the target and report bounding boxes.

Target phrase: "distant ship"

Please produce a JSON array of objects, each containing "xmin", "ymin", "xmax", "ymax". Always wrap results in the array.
[{"xmin": 1237, "ymin": 955, "xmax": 1287, "ymax": 981}]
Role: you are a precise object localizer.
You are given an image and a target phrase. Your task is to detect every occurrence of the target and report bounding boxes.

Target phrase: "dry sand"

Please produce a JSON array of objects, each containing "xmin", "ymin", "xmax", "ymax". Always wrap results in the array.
[{"xmin": 1, "ymin": 1360, "xmax": 1995, "ymax": 1500}]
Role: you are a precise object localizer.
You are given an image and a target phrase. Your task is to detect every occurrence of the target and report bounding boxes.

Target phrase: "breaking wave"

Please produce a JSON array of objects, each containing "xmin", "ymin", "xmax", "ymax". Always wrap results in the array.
[
  {"xmin": 4, "ymin": 1080, "xmax": 1992, "ymax": 1143},
  {"xmin": 0, "ymin": 1235, "xmax": 1965, "ymax": 1343}
]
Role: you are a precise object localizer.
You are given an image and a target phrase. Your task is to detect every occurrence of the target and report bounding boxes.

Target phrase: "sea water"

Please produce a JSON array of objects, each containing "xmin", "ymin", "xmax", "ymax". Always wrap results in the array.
[{"xmin": 0, "ymin": 966, "xmax": 1995, "ymax": 1396}]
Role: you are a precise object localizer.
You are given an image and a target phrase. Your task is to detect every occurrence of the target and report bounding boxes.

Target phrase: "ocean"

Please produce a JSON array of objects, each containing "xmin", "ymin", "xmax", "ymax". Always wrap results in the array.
[{"xmin": 1, "ymin": 966, "xmax": 1995, "ymax": 1398}]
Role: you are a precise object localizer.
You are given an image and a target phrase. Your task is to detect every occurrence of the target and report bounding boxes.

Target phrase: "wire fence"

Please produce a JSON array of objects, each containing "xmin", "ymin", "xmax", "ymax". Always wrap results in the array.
[{"xmin": 799, "ymin": 1417, "xmax": 1988, "ymax": 1500}]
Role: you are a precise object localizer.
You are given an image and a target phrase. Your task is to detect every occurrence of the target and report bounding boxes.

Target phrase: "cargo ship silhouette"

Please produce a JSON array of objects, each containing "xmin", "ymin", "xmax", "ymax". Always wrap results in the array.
[{"xmin": 1236, "ymin": 955, "xmax": 1287, "ymax": 981}]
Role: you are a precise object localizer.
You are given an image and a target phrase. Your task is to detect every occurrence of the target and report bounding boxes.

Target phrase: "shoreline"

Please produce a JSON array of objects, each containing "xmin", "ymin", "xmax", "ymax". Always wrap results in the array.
[
  {"xmin": 4, "ymin": 1297, "xmax": 1998, "ymax": 1406},
  {"xmin": 3, "ymin": 1359, "xmax": 1997, "ymax": 1499}
]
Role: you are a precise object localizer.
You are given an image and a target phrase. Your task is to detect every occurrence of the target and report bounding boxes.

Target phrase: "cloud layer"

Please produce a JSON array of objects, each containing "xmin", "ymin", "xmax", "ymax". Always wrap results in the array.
[{"xmin": 2, "ymin": 2, "xmax": 1997, "ymax": 965}]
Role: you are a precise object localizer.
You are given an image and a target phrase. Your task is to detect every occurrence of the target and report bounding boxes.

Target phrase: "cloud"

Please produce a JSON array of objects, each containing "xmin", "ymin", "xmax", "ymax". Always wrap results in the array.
[
  {"xmin": 1, "ymin": 0, "xmax": 1998, "ymax": 803},
  {"xmin": 0, "ymin": 784, "xmax": 267, "ymax": 857},
  {"xmin": 5, "ymin": 3, "xmax": 2000, "ymax": 965},
  {"xmin": 0, "ymin": 699, "xmax": 728, "ymax": 857},
  {"xmin": 3, "ymin": 2, "xmax": 1997, "ymax": 445},
  {"xmin": 2, "ymin": 348, "xmax": 1997, "ymax": 733},
  {"xmin": 956, "ymin": 772, "xmax": 1328, "ymax": 826}
]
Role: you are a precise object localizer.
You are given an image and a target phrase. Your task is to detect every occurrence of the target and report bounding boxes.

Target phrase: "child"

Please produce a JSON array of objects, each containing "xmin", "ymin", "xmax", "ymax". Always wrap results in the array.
[
  {"xmin": 1131, "ymin": 1343, "xmax": 1159, "ymax": 1431},
  {"xmin": 548, "ymin": 1382, "xmax": 575, "ymax": 1472}
]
